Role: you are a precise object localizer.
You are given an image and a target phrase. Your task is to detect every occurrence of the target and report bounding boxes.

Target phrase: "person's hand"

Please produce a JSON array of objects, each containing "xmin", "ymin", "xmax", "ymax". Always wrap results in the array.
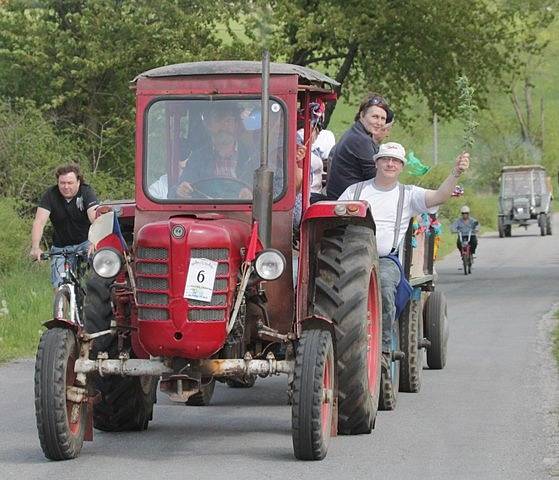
[
  {"xmin": 30, "ymin": 246, "xmax": 43, "ymax": 262},
  {"xmin": 296, "ymin": 144, "xmax": 306, "ymax": 168},
  {"xmin": 176, "ymin": 181, "xmax": 194, "ymax": 198},
  {"xmin": 453, "ymin": 152, "xmax": 470, "ymax": 176}
]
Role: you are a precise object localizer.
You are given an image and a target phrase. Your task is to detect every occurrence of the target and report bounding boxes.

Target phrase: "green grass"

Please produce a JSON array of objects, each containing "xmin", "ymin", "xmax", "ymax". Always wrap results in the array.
[{"xmin": 0, "ymin": 261, "xmax": 52, "ymax": 363}]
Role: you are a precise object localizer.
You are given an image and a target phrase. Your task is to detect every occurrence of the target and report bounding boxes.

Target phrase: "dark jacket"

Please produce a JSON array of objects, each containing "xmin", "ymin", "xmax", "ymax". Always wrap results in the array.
[{"xmin": 326, "ymin": 121, "xmax": 379, "ymax": 200}]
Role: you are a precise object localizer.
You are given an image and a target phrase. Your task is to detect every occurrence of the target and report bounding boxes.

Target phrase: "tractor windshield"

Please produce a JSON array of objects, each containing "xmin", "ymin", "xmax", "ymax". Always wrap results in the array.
[
  {"xmin": 501, "ymin": 170, "xmax": 545, "ymax": 198},
  {"xmin": 144, "ymin": 98, "xmax": 286, "ymax": 202}
]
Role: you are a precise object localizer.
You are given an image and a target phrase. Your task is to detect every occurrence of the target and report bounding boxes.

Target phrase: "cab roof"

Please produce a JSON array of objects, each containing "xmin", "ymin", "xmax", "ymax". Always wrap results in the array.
[
  {"xmin": 501, "ymin": 165, "xmax": 547, "ymax": 172},
  {"xmin": 132, "ymin": 61, "xmax": 339, "ymax": 89}
]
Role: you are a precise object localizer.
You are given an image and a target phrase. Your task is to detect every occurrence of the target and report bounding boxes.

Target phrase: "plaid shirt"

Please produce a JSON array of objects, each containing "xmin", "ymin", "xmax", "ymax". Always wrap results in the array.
[{"xmin": 214, "ymin": 145, "xmax": 239, "ymax": 178}]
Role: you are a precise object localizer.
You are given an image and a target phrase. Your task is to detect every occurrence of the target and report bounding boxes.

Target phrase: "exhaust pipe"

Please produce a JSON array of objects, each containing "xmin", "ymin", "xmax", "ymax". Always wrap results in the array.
[{"xmin": 252, "ymin": 49, "xmax": 273, "ymax": 248}]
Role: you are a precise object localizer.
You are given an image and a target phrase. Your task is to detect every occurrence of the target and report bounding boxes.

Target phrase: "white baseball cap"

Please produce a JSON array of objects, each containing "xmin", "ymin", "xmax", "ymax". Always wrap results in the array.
[{"xmin": 373, "ymin": 142, "xmax": 406, "ymax": 165}]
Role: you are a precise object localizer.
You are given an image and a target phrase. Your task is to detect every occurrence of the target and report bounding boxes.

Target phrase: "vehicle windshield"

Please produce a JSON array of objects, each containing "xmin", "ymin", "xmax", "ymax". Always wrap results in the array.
[
  {"xmin": 501, "ymin": 171, "xmax": 545, "ymax": 197},
  {"xmin": 145, "ymin": 98, "xmax": 286, "ymax": 202}
]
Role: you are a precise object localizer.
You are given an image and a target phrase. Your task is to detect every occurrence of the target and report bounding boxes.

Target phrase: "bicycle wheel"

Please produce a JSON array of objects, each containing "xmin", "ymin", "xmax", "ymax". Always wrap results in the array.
[{"xmin": 53, "ymin": 286, "xmax": 72, "ymax": 321}]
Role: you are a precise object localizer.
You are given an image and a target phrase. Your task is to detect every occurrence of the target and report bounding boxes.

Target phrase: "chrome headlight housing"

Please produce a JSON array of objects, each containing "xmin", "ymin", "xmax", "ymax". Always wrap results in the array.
[
  {"xmin": 92, "ymin": 248, "xmax": 123, "ymax": 278},
  {"xmin": 254, "ymin": 249, "xmax": 286, "ymax": 281}
]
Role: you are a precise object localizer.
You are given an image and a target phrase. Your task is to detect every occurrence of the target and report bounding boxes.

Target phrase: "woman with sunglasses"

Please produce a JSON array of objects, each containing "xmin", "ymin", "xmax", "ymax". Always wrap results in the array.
[{"xmin": 326, "ymin": 93, "xmax": 394, "ymax": 200}]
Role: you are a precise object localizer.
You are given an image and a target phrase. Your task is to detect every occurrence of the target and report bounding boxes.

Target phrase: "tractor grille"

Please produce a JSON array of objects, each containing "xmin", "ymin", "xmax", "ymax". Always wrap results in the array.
[
  {"xmin": 136, "ymin": 246, "xmax": 170, "ymax": 321},
  {"xmin": 135, "ymin": 246, "xmax": 230, "ymax": 323},
  {"xmin": 188, "ymin": 248, "xmax": 230, "ymax": 322}
]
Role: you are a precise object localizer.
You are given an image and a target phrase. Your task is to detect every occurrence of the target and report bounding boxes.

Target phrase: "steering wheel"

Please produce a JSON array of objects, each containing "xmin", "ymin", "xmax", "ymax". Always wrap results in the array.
[{"xmin": 189, "ymin": 176, "xmax": 253, "ymax": 199}]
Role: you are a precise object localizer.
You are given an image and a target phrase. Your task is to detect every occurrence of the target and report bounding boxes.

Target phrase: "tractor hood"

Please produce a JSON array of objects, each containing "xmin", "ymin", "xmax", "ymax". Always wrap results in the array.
[{"xmin": 133, "ymin": 216, "xmax": 251, "ymax": 358}]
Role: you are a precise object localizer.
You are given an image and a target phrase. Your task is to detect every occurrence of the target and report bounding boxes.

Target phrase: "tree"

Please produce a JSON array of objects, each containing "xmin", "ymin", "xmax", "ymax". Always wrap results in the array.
[
  {"xmin": 238, "ymin": 0, "xmax": 534, "ymax": 125},
  {"xmin": 0, "ymin": 0, "xmax": 241, "ymax": 176}
]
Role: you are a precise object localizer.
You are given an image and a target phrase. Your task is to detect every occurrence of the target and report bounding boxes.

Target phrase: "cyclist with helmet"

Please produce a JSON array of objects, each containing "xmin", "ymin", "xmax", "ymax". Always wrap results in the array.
[{"xmin": 451, "ymin": 206, "xmax": 480, "ymax": 256}]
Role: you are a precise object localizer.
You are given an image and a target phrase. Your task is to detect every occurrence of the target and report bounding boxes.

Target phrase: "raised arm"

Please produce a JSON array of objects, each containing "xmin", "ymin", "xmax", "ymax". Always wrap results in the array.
[{"xmin": 425, "ymin": 152, "xmax": 470, "ymax": 208}]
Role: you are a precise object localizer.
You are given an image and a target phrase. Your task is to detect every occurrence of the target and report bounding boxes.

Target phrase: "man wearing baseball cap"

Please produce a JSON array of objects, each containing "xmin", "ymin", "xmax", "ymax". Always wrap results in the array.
[
  {"xmin": 326, "ymin": 93, "xmax": 394, "ymax": 200},
  {"xmin": 339, "ymin": 142, "xmax": 470, "ymax": 373}
]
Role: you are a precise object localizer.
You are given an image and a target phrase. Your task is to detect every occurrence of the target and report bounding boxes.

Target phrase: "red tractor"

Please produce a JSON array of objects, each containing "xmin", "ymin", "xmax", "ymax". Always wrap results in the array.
[{"xmin": 34, "ymin": 58, "xmax": 386, "ymax": 461}]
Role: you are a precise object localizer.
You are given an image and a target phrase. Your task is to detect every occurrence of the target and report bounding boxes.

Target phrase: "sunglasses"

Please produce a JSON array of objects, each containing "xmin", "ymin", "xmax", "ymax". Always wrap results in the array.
[{"xmin": 365, "ymin": 96, "xmax": 388, "ymax": 109}]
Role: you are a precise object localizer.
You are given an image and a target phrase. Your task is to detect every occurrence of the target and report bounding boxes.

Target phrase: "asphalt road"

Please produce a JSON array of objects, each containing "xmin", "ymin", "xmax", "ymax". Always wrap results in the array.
[{"xmin": 1, "ymin": 217, "xmax": 558, "ymax": 480}]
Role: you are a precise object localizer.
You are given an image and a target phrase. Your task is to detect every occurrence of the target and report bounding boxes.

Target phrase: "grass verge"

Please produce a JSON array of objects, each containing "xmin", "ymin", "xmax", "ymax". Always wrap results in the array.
[{"xmin": 0, "ymin": 261, "xmax": 51, "ymax": 363}]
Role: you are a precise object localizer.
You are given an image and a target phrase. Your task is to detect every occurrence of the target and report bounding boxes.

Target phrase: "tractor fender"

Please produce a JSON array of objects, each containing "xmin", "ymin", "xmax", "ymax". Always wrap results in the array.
[
  {"xmin": 295, "ymin": 201, "xmax": 376, "ymax": 331},
  {"xmin": 43, "ymin": 318, "xmax": 79, "ymax": 332}
]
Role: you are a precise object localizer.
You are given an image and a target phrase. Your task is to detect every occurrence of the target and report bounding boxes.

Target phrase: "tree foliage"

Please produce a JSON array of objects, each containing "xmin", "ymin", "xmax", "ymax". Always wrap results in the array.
[
  {"xmin": 239, "ymin": 0, "xmax": 525, "ymax": 123},
  {"xmin": 0, "ymin": 0, "xmax": 243, "ymax": 176}
]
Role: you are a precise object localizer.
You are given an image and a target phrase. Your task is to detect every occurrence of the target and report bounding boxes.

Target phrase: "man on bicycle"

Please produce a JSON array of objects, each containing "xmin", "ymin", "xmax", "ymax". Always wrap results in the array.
[
  {"xmin": 30, "ymin": 164, "xmax": 99, "ymax": 288},
  {"xmin": 451, "ymin": 205, "xmax": 479, "ymax": 256}
]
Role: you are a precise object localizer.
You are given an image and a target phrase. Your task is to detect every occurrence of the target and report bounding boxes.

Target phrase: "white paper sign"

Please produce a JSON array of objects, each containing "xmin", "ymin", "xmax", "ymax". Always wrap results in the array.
[{"xmin": 184, "ymin": 258, "xmax": 218, "ymax": 303}]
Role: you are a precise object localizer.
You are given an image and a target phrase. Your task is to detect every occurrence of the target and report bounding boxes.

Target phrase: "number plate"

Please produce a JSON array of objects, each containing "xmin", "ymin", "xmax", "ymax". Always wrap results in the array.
[{"xmin": 184, "ymin": 257, "xmax": 218, "ymax": 303}]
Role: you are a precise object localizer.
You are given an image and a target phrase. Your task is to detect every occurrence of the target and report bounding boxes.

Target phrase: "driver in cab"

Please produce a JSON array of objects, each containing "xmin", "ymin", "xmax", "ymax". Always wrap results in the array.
[{"xmin": 175, "ymin": 102, "xmax": 255, "ymax": 200}]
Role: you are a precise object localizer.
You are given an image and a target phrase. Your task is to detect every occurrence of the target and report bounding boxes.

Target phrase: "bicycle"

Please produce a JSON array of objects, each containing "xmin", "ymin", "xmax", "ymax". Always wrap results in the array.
[
  {"xmin": 35, "ymin": 248, "xmax": 93, "ymax": 460},
  {"xmin": 458, "ymin": 231, "xmax": 473, "ymax": 275},
  {"xmin": 40, "ymin": 249, "xmax": 90, "ymax": 325}
]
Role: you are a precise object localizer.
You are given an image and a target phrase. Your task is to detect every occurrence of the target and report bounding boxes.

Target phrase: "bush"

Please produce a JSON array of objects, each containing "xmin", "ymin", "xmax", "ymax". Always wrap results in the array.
[{"xmin": 0, "ymin": 197, "xmax": 31, "ymax": 273}]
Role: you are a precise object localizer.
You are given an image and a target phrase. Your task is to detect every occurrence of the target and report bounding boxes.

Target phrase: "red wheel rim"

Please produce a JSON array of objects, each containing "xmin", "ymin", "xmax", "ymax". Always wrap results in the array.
[
  {"xmin": 321, "ymin": 347, "xmax": 334, "ymax": 437},
  {"xmin": 65, "ymin": 352, "xmax": 83, "ymax": 437},
  {"xmin": 367, "ymin": 270, "xmax": 381, "ymax": 393}
]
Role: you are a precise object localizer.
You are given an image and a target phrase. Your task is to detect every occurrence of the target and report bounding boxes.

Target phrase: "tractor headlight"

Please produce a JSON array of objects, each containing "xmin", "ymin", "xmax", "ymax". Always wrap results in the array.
[
  {"xmin": 254, "ymin": 249, "xmax": 285, "ymax": 281},
  {"xmin": 92, "ymin": 248, "xmax": 123, "ymax": 278}
]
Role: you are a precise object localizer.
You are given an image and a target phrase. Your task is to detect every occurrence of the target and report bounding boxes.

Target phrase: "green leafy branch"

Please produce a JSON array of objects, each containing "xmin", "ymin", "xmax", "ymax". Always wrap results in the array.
[{"xmin": 456, "ymin": 75, "xmax": 479, "ymax": 150}]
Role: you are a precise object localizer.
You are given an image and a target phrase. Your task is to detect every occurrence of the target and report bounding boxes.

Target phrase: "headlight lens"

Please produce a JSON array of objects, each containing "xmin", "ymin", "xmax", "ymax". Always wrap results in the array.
[
  {"xmin": 254, "ymin": 249, "xmax": 285, "ymax": 281},
  {"xmin": 92, "ymin": 248, "xmax": 122, "ymax": 278}
]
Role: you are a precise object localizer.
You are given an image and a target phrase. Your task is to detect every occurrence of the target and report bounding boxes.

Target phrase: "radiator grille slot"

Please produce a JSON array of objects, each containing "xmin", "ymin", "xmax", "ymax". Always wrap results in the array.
[
  {"xmin": 137, "ymin": 247, "xmax": 168, "ymax": 260},
  {"xmin": 138, "ymin": 308, "xmax": 168, "ymax": 320},
  {"xmin": 189, "ymin": 294, "xmax": 227, "ymax": 307},
  {"xmin": 188, "ymin": 309, "xmax": 226, "ymax": 321},
  {"xmin": 136, "ymin": 262, "xmax": 168, "ymax": 275},
  {"xmin": 213, "ymin": 278, "xmax": 228, "ymax": 291},
  {"xmin": 137, "ymin": 292, "xmax": 168, "ymax": 305},
  {"xmin": 137, "ymin": 277, "xmax": 168, "ymax": 290},
  {"xmin": 191, "ymin": 248, "xmax": 229, "ymax": 261}
]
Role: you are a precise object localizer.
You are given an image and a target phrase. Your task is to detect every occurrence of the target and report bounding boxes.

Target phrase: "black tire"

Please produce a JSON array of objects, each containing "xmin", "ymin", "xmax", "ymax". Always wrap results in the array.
[
  {"xmin": 546, "ymin": 214, "xmax": 552, "ymax": 235},
  {"xmin": 35, "ymin": 328, "xmax": 87, "ymax": 460},
  {"xmin": 379, "ymin": 319, "xmax": 400, "ymax": 411},
  {"xmin": 314, "ymin": 225, "xmax": 382, "ymax": 435},
  {"xmin": 226, "ymin": 375, "xmax": 257, "ymax": 388},
  {"xmin": 540, "ymin": 214, "xmax": 546, "ymax": 236},
  {"xmin": 498, "ymin": 217, "xmax": 504, "ymax": 238},
  {"xmin": 292, "ymin": 328, "xmax": 335, "ymax": 461},
  {"xmin": 186, "ymin": 378, "xmax": 216, "ymax": 406},
  {"xmin": 53, "ymin": 287, "xmax": 71, "ymax": 320},
  {"xmin": 399, "ymin": 298, "xmax": 423, "ymax": 393},
  {"xmin": 504, "ymin": 224, "xmax": 512, "ymax": 237},
  {"xmin": 424, "ymin": 291, "xmax": 448, "ymax": 370},
  {"xmin": 84, "ymin": 273, "xmax": 157, "ymax": 431},
  {"xmin": 462, "ymin": 254, "xmax": 468, "ymax": 275}
]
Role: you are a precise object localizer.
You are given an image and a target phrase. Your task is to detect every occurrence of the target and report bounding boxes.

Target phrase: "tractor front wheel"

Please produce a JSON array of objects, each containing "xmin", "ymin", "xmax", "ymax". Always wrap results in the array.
[
  {"xmin": 35, "ymin": 328, "xmax": 87, "ymax": 460},
  {"xmin": 292, "ymin": 328, "xmax": 335, "ymax": 461}
]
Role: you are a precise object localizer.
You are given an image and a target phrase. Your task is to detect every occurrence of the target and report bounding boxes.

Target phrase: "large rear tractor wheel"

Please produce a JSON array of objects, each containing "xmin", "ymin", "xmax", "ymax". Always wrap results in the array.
[
  {"xmin": 84, "ymin": 274, "xmax": 157, "ymax": 431},
  {"xmin": 399, "ymin": 297, "xmax": 423, "ymax": 393},
  {"xmin": 379, "ymin": 320, "xmax": 400, "ymax": 411},
  {"xmin": 35, "ymin": 328, "xmax": 87, "ymax": 460},
  {"xmin": 186, "ymin": 378, "xmax": 216, "ymax": 406},
  {"xmin": 292, "ymin": 328, "xmax": 335, "ymax": 461},
  {"xmin": 424, "ymin": 291, "xmax": 449, "ymax": 370},
  {"xmin": 497, "ymin": 217, "xmax": 505, "ymax": 238},
  {"xmin": 314, "ymin": 225, "xmax": 382, "ymax": 435},
  {"xmin": 539, "ymin": 214, "xmax": 547, "ymax": 236}
]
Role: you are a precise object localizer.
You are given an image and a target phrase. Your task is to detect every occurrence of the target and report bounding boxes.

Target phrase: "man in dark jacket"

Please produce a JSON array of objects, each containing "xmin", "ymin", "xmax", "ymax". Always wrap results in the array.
[
  {"xmin": 30, "ymin": 163, "xmax": 99, "ymax": 287},
  {"xmin": 326, "ymin": 93, "xmax": 393, "ymax": 199}
]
